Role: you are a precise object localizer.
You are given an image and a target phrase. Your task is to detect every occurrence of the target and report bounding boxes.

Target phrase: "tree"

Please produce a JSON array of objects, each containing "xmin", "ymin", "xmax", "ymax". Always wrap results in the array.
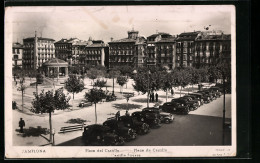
[
  {"xmin": 35, "ymin": 73, "xmax": 44, "ymax": 95},
  {"xmin": 87, "ymin": 68, "xmax": 103, "ymax": 87},
  {"xmin": 133, "ymin": 67, "xmax": 163, "ymax": 107},
  {"xmin": 31, "ymin": 88, "xmax": 70, "ymax": 143},
  {"xmin": 116, "ymin": 66, "xmax": 133, "ymax": 88},
  {"xmin": 172, "ymin": 69, "xmax": 191, "ymax": 97},
  {"xmin": 84, "ymin": 88, "xmax": 106, "ymax": 124},
  {"xmin": 161, "ymin": 72, "xmax": 175, "ymax": 102},
  {"xmin": 116, "ymin": 76, "xmax": 128, "ymax": 93},
  {"xmin": 108, "ymin": 69, "xmax": 121, "ymax": 95},
  {"xmin": 94, "ymin": 79, "xmax": 107, "ymax": 89},
  {"xmin": 17, "ymin": 79, "xmax": 27, "ymax": 111},
  {"xmin": 64, "ymin": 75, "xmax": 85, "ymax": 100}
]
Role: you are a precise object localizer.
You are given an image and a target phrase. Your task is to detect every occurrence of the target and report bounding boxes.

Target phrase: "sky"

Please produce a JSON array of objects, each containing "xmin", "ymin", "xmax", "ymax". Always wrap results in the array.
[{"xmin": 6, "ymin": 5, "xmax": 234, "ymax": 44}]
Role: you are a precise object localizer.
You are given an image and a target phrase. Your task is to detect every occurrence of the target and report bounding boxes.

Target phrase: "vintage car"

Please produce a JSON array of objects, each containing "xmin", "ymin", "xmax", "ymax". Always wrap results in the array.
[
  {"xmin": 197, "ymin": 91, "xmax": 214, "ymax": 101},
  {"xmin": 209, "ymin": 86, "xmax": 222, "ymax": 97},
  {"xmin": 131, "ymin": 111, "xmax": 161, "ymax": 128},
  {"xmin": 171, "ymin": 98, "xmax": 198, "ymax": 111},
  {"xmin": 188, "ymin": 93, "xmax": 205, "ymax": 105},
  {"xmin": 181, "ymin": 96, "xmax": 201, "ymax": 107},
  {"xmin": 194, "ymin": 92, "xmax": 211, "ymax": 103},
  {"xmin": 82, "ymin": 124, "xmax": 124, "ymax": 146},
  {"xmin": 159, "ymin": 102, "xmax": 190, "ymax": 115},
  {"xmin": 142, "ymin": 107, "xmax": 174, "ymax": 123},
  {"xmin": 103, "ymin": 119, "xmax": 137, "ymax": 141},
  {"xmin": 118, "ymin": 116, "xmax": 150, "ymax": 134},
  {"xmin": 106, "ymin": 94, "xmax": 117, "ymax": 102},
  {"xmin": 185, "ymin": 94, "xmax": 203, "ymax": 106}
]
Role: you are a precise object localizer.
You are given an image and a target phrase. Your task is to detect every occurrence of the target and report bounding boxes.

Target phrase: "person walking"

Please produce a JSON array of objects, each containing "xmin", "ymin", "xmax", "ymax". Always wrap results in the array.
[
  {"xmin": 155, "ymin": 93, "xmax": 158, "ymax": 102},
  {"xmin": 115, "ymin": 111, "xmax": 120, "ymax": 121},
  {"xmin": 152, "ymin": 92, "xmax": 155, "ymax": 102},
  {"xmin": 171, "ymin": 89, "xmax": 174, "ymax": 97},
  {"xmin": 19, "ymin": 118, "xmax": 25, "ymax": 133},
  {"xmin": 125, "ymin": 110, "xmax": 130, "ymax": 116},
  {"xmin": 149, "ymin": 93, "xmax": 152, "ymax": 102}
]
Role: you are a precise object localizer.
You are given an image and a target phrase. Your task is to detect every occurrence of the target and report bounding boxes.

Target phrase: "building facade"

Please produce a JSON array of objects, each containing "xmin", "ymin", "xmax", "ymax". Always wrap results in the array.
[
  {"xmin": 108, "ymin": 30, "xmax": 146, "ymax": 69},
  {"xmin": 12, "ymin": 42, "xmax": 23, "ymax": 68},
  {"xmin": 194, "ymin": 31, "xmax": 231, "ymax": 68},
  {"xmin": 155, "ymin": 36, "xmax": 176, "ymax": 69},
  {"xmin": 78, "ymin": 40, "xmax": 108, "ymax": 67},
  {"xmin": 23, "ymin": 32, "xmax": 55, "ymax": 70},
  {"xmin": 175, "ymin": 32, "xmax": 199, "ymax": 68}
]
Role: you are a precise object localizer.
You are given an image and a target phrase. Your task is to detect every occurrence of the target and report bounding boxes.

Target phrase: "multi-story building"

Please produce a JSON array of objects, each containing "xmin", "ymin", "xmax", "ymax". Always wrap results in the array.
[
  {"xmin": 12, "ymin": 42, "xmax": 23, "ymax": 68},
  {"xmin": 54, "ymin": 38, "xmax": 79, "ymax": 64},
  {"xmin": 155, "ymin": 36, "xmax": 176, "ymax": 69},
  {"xmin": 194, "ymin": 31, "xmax": 231, "ymax": 68},
  {"xmin": 108, "ymin": 29, "xmax": 146, "ymax": 68},
  {"xmin": 23, "ymin": 32, "xmax": 55, "ymax": 70},
  {"xmin": 146, "ymin": 32, "xmax": 173, "ymax": 68},
  {"xmin": 175, "ymin": 31, "xmax": 200, "ymax": 68},
  {"xmin": 78, "ymin": 40, "xmax": 109, "ymax": 68}
]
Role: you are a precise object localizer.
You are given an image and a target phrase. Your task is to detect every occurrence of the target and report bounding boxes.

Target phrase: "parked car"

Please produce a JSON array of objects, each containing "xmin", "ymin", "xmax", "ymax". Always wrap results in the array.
[
  {"xmin": 131, "ymin": 111, "xmax": 161, "ymax": 128},
  {"xmin": 82, "ymin": 124, "xmax": 124, "ymax": 146},
  {"xmin": 197, "ymin": 91, "xmax": 214, "ymax": 101},
  {"xmin": 209, "ymin": 86, "xmax": 222, "ymax": 97},
  {"xmin": 171, "ymin": 98, "xmax": 198, "ymax": 111},
  {"xmin": 142, "ymin": 107, "xmax": 174, "ymax": 123},
  {"xmin": 188, "ymin": 93, "xmax": 205, "ymax": 105},
  {"xmin": 185, "ymin": 94, "xmax": 203, "ymax": 106},
  {"xmin": 118, "ymin": 116, "xmax": 150, "ymax": 134},
  {"xmin": 194, "ymin": 92, "xmax": 211, "ymax": 103},
  {"xmin": 159, "ymin": 102, "xmax": 190, "ymax": 115},
  {"xmin": 103, "ymin": 119, "xmax": 137, "ymax": 141},
  {"xmin": 181, "ymin": 96, "xmax": 201, "ymax": 107}
]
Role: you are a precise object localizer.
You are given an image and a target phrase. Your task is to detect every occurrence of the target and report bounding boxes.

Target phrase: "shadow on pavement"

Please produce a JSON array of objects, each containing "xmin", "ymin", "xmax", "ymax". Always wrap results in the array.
[
  {"xmin": 132, "ymin": 98, "xmax": 163, "ymax": 104},
  {"xmin": 113, "ymin": 103, "xmax": 143, "ymax": 110}
]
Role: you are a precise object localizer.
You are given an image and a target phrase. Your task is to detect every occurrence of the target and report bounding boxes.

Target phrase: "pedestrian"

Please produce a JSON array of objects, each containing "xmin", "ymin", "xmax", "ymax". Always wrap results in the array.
[
  {"xmin": 19, "ymin": 118, "xmax": 25, "ymax": 133},
  {"xmin": 15, "ymin": 81, "xmax": 17, "ymax": 86},
  {"xmin": 152, "ymin": 92, "xmax": 155, "ymax": 102},
  {"xmin": 155, "ymin": 93, "xmax": 158, "ymax": 102},
  {"xmin": 171, "ymin": 89, "xmax": 174, "ymax": 97},
  {"xmin": 115, "ymin": 111, "xmax": 120, "ymax": 121},
  {"xmin": 150, "ymin": 93, "xmax": 152, "ymax": 102},
  {"xmin": 125, "ymin": 110, "xmax": 130, "ymax": 116}
]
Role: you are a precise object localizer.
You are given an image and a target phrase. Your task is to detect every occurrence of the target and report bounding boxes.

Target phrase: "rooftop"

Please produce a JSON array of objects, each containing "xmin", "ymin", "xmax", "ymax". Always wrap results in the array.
[
  {"xmin": 12, "ymin": 42, "xmax": 23, "ymax": 48},
  {"xmin": 108, "ymin": 38, "xmax": 136, "ymax": 44},
  {"xmin": 42, "ymin": 58, "xmax": 68, "ymax": 66},
  {"xmin": 23, "ymin": 37, "xmax": 55, "ymax": 42}
]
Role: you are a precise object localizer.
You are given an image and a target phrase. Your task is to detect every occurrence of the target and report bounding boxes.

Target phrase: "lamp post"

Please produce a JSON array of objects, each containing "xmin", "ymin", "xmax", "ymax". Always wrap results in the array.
[{"xmin": 147, "ymin": 70, "xmax": 151, "ymax": 108}]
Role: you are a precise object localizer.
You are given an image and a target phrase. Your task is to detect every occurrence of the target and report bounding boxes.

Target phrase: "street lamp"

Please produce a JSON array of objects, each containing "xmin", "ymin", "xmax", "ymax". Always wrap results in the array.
[{"xmin": 147, "ymin": 70, "xmax": 151, "ymax": 108}]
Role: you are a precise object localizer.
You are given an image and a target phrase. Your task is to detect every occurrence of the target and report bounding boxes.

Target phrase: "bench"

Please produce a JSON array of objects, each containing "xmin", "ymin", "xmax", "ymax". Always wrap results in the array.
[{"xmin": 58, "ymin": 124, "xmax": 85, "ymax": 134}]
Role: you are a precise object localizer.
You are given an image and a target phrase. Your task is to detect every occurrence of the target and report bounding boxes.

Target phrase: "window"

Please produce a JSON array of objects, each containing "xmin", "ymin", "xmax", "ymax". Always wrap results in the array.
[
  {"xmin": 190, "ymin": 56, "xmax": 192, "ymax": 60},
  {"xmin": 14, "ymin": 55, "xmax": 18, "ymax": 59},
  {"xmin": 183, "ymin": 54, "xmax": 187, "ymax": 60}
]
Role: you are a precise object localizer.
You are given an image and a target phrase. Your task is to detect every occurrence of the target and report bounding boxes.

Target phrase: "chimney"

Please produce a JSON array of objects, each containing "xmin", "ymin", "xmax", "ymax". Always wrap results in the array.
[{"xmin": 110, "ymin": 37, "xmax": 113, "ymax": 42}]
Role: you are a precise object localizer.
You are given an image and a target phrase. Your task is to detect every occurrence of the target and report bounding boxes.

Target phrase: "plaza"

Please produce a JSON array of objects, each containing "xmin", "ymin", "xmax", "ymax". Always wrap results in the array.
[{"xmin": 12, "ymin": 75, "xmax": 231, "ymax": 146}]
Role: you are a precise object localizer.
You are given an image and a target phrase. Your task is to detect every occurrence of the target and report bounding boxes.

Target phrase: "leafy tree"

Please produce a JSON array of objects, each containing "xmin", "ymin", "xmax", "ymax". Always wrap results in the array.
[
  {"xmin": 84, "ymin": 88, "xmax": 106, "ymax": 124},
  {"xmin": 115, "ymin": 66, "xmax": 133, "ymax": 88},
  {"xmin": 64, "ymin": 75, "xmax": 85, "ymax": 99},
  {"xmin": 35, "ymin": 73, "xmax": 44, "ymax": 95},
  {"xmin": 94, "ymin": 79, "xmax": 107, "ymax": 89},
  {"xmin": 161, "ymin": 72, "xmax": 175, "ymax": 102},
  {"xmin": 31, "ymin": 88, "xmax": 70, "ymax": 143},
  {"xmin": 108, "ymin": 69, "xmax": 121, "ymax": 94},
  {"xmin": 133, "ymin": 67, "xmax": 162, "ymax": 107},
  {"xmin": 17, "ymin": 80, "xmax": 27, "ymax": 111},
  {"xmin": 87, "ymin": 68, "xmax": 104, "ymax": 87},
  {"xmin": 172, "ymin": 69, "xmax": 191, "ymax": 97},
  {"xmin": 116, "ymin": 76, "xmax": 128, "ymax": 93}
]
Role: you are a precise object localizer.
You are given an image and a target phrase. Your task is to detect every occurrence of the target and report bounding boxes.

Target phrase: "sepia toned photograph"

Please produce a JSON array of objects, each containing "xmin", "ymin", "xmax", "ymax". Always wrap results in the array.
[{"xmin": 5, "ymin": 5, "xmax": 236, "ymax": 158}]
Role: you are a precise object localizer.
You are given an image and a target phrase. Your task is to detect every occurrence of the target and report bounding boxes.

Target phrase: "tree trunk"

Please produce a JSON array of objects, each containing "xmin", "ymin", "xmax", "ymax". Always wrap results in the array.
[
  {"xmin": 73, "ymin": 93, "xmax": 74, "ymax": 100},
  {"xmin": 94, "ymin": 103, "xmax": 97, "ymax": 124},
  {"xmin": 166, "ymin": 90, "xmax": 168, "ymax": 102},
  {"xmin": 222, "ymin": 76, "xmax": 226, "ymax": 145},
  {"xmin": 147, "ymin": 92, "xmax": 150, "ymax": 108},
  {"xmin": 49, "ymin": 111, "xmax": 53, "ymax": 143},
  {"xmin": 112, "ymin": 78, "xmax": 115, "ymax": 95},
  {"xmin": 36, "ymin": 82, "xmax": 38, "ymax": 95},
  {"xmin": 22, "ymin": 91, "xmax": 24, "ymax": 111}
]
